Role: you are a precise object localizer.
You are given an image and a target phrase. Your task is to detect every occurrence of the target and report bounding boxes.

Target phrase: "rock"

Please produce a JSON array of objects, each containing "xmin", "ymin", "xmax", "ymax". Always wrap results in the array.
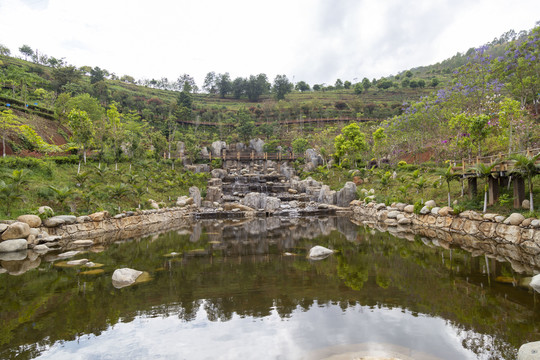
[
  {"xmin": 288, "ymin": 188, "xmax": 298, "ymax": 194},
  {"xmin": 41, "ymin": 235, "xmax": 62, "ymax": 243},
  {"xmin": 395, "ymin": 203, "xmax": 407, "ymax": 211},
  {"xmin": 89, "ymin": 211, "xmax": 109, "ymax": 222},
  {"xmin": 494, "ymin": 215, "xmax": 506, "ymax": 223},
  {"xmin": 210, "ymin": 140, "xmax": 227, "ymax": 156},
  {"xmin": 425, "ymin": 200, "xmax": 436, "ymax": 208},
  {"xmin": 375, "ymin": 203, "xmax": 386, "ymax": 211},
  {"xmin": 43, "ymin": 217, "xmax": 65, "ymax": 228},
  {"xmin": 249, "ymin": 138, "xmax": 265, "ymax": 154},
  {"xmin": 57, "ymin": 251, "xmax": 80, "ymax": 259},
  {"xmin": 241, "ymin": 192, "xmax": 267, "ymax": 210},
  {"xmin": 72, "ymin": 240, "xmax": 94, "ymax": 246},
  {"xmin": 318, "ymin": 185, "xmax": 336, "ymax": 205},
  {"xmin": 483, "ymin": 213, "xmax": 499, "ymax": 221},
  {"xmin": 0, "ymin": 224, "xmax": 8, "ymax": 233},
  {"xmin": 176, "ymin": 196, "xmax": 194, "ymax": 207},
  {"xmin": 404, "ymin": 205, "xmax": 415, "ymax": 213},
  {"xmin": 530, "ymin": 274, "xmax": 540, "ymax": 293},
  {"xmin": 223, "ymin": 203, "xmax": 255, "ymax": 212},
  {"xmin": 1, "ymin": 256, "xmax": 41, "ymax": 275},
  {"xmin": 112, "ymin": 268, "xmax": 143, "ymax": 288},
  {"xmin": 387, "ymin": 211, "xmax": 400, "ymax": 219},
  {"xmin": 522, "ymin": 218, "xmax": 534, "ymax": 227},
  {"xmin": 113, "ymin": 214, "xmax": 125, "ymax": 219},
  {"xmin": 522, "ymin": 199, "xmax": 531, "ymax": 210},
  {"xmin": 531, "ymin": 220, "xmax": 540, "ymax": 228},
  {"xmin": 211, "ymin": 168, "xmax": 227, "ymax": 179},
  {"xmin": 67, "ymin": 258, "xmax": 89, "ymax": 266},
  {"xmin": 504, "ymin": 213, "xmax": 525, "ymax": 226},
  {"xmin": 189, "ymin": 186, "xmax": 201, "ymax": 208},
  {"xmin": 1, "ymin": 222, "xmax": 31, "ymax": 241},
  {"xmin": 438, "ymin": 207, "xmax": 453, "ymax": 216},
  {"xmin": 420, "ymin": 206, "xmax": 430, "ymax": 215},
  {"xmin": 336, "ymin": 182, "xmax": 357, "ymax": 207},
  {"xmin": 265, "ymin": 197, "xmax": 281, "ymax": 212},
  {"xmin": 55, "ymin": 215, "xmax": 77, "ymax": 225},
  {"xmin": 33, "ymin": 244, "xmax": 50, "ymax": 251},
  {"xmin": 206, "ymin": 186, "xmax": 222, "ymax": 203},
  {"xmin": 38, "ymin": 206, "xmax": 54, "ymax": 216},
  {"xmin": 430, "ymin": 207, "xmax": 441, "ymax": 216},
  {"xmin": 76, "ymin": 216, "xmax": 92, "ymax": 223},
  {"xmin": 398, "ymin": 218, "xmax": 412, "ymax": 225},
  {"xmin": 17, "ymin": 215, "xmax": 42, "ymax": 228},
  {"xmin": 518, "ymin": 341, "xmax": 540, "ymax": 360},
  {"xmin": 148, "ymin": 199, "xmax": 160, "ymax": 209},
  {"xmin": 0, "ymin": 239, "xmax": 28, "ymax": 253},
  {"xmin": 308, "ymin": 245, "xmax": 334, "ymax": 260}
]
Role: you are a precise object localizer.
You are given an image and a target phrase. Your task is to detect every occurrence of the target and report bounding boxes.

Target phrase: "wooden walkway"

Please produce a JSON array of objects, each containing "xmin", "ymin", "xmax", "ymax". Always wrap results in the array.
[
  {"xmin": 203, "ymin": 150, "xmax": 301, "ymax": 162},
  {"xmin": 177, "ymin": 117, "xmax": 379, "ymax": 127},
  {"xmin": 451, "ymin": 148, "xmax": 540, "ymax": 176}
]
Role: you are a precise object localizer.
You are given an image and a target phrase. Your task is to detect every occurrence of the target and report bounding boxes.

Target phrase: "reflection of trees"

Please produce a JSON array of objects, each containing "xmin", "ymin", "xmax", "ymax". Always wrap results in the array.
[{"xmin": 1, "ymin": 218, "xmax": 539, "ymax": 360}]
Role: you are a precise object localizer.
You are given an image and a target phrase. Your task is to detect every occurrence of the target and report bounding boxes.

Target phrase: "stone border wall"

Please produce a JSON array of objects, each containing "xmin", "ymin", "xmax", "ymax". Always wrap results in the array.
[
  {"xmin": 44, "ymin": 207, "xmax": 195, "ymax": 244},
  {"xmin": 350, "ymin": 200, "xmax": 540, "ymax": 271}
]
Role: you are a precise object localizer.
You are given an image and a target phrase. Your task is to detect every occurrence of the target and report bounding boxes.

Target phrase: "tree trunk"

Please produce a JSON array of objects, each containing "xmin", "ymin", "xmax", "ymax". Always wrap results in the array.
[
  {"xmin": 483, "ymin": 190, "xmax": 488, "ymax": 213},
  {"xmin": 529, "ymin": 177, "xmax": 534, "ymax": 212},
  {"xmin": 83, "ymin": 147, "xmax": 87, "ymax": 164},
  {"xmin": 2, "ymin": 134, "xmax": 5, "ymax": 157},
  {"xmin": 447, "ymin": 191, "xmax": 451, "ymax": 207}
]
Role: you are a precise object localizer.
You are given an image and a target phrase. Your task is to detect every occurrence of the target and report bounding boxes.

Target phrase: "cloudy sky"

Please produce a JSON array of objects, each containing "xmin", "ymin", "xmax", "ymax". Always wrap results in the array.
[{"xmin": 0, "ymin": 0, "xmax": 539, "ymax": 87}]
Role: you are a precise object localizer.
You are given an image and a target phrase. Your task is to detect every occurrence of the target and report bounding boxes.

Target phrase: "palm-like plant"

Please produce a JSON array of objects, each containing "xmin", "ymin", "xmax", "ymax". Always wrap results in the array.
[
  {"xmin": 107, "ymin": 183, "xmax": 132, "ymax": 212},
  {"xmin": 471, "ymin": 162, "xmax": 500, "ymax": 213},
  {"xmin": 0, "ymin": 180, "xmax": 24, "ymax": 216},
  {"xmin": 509, "ymin": 152, "xmax": 540, "ymax": 212},
  {"xmin": 49, "ymin": 185, "xmax": 75, "ymax": 211},
  {"xmin": 437, "ymin": 165, "xmax": 459, "ymax": 207},
  {"xmin": 414, "ymin": 176, "xmax": 428, "ymax": 202}
]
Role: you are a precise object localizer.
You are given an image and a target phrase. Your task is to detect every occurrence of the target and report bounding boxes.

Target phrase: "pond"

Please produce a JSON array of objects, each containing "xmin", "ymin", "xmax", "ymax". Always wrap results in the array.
[{"xmin": 1, "ymin": 216, "xmax": 539, "ymax": 360}]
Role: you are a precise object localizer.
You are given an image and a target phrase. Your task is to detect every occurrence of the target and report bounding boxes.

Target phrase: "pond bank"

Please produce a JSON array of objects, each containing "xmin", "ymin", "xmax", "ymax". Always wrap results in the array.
[{"xmin": 350, "ymin": 200, "xmax": 540, "ymax": 273}]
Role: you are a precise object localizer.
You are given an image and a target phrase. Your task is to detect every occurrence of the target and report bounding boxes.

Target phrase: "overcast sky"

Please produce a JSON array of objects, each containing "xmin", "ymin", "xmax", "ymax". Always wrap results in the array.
[{"xmin": 0, "ymin": 0, "xmax": 539, "ymax": 87}]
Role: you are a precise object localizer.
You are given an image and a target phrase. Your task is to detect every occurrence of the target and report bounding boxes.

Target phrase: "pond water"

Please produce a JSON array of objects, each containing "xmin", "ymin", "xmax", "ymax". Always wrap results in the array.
[{"xmin": 1, "ymin": 216, "xmax": 539, "ymax": 360}]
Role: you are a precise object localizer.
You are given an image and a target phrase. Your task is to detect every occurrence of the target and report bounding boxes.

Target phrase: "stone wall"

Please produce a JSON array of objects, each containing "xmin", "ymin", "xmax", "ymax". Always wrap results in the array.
[
  {"xmin": 44, "ymin": 207, "xmax": 195, "ymax": 245},
  {"xmin": 350, "ymin": 200, "xmax": 540, "ymax": 272}
]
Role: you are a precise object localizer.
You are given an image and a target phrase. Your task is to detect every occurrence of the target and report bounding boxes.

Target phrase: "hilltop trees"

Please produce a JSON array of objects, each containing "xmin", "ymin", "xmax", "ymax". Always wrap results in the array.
[{"xmin": 273, "ymin": 75, "xmax": 293, "ymax": 100}]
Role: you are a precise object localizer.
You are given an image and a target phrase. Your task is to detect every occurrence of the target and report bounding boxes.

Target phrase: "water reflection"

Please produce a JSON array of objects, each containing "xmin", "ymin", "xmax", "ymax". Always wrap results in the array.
[{"xmin": 0, "ymin": 216, "xmax": 539, "ymax": 360}]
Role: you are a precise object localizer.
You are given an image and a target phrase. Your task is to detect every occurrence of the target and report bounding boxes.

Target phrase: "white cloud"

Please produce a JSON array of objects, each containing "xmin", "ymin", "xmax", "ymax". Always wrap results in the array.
[{"xmin": 0, "ymin": 0, "xmax": 538, "ymax": 87}]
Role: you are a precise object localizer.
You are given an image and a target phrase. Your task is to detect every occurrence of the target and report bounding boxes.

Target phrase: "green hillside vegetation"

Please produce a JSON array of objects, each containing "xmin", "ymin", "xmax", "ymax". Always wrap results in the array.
[{"xmin": 0, "ymin": 25, "xmax": 539, "ymax": 218}]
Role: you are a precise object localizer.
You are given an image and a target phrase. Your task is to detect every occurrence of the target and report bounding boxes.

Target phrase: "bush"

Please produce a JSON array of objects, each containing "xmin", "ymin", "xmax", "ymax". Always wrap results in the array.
[
  {"xmin": 452, "ymin": 204, "xmax": 465, "ymax": 215},
  {"xmin": 413, "ymin": 200, "xmax": 424, "ymax": 214},
  {"xmin": 397, "ymin": 160, "xmax": 407, "ymax": 167}
]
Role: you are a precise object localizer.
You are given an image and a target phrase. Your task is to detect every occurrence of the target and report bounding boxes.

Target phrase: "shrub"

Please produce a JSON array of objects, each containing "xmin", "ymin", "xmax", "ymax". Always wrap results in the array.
[
  {"xmin": 397, "ymin": 160, "xmax": 407, "ymax": 167},
  {"xmin": 413, "ymin": 200, "xmax": 424, "ymax": 214}
]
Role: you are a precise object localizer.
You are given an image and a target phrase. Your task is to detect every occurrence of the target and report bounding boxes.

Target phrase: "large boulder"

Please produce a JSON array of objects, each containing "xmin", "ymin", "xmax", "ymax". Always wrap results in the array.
[
  {"xmin": 211, "ymin": 141, "xmax": 227, "ymax": 156},
  {"xmin": 318, "ymin": 185, "xmax": 337, "ymax": 205},
  {"xmin": 1, "ymin": 222, "xmax": 31, "ymax": 241},
  {"xmin": 265, "ymin": 197, "xmax": 281, "ymax": 212},
  {"xmin": 89, "ymin": 211, "xmax": 109, "ymax": 222},
  {"xmin": 17, "ymin": 215, "xmax": 42, "ymax": 228},
  {"xmin": 176, "ymin": 196, "xmax": 194, "ymax": 207},
  {"xmin": 240, "ymin": 192, "xmax": 267, "ymax": 210},
  {"xmin": 55, "ymin": 215, "xmax": 77, "ymax": 225},
  {"xmin": 303, "ymin": 149, "xmax": 323, "ymax": 172},
  {"xmin": 336, "ymin": 182, "xmax": 357, "ymax": 207},
  {"xmin": 38, "ymin": 206, "xmax": 54, "ymax": 216},
  {"xmin": 43, "ymin": 217, "xmax": 66, "ymax": 228},
  {"xmin": 504, "ymin": 213, "xmax": 526, "ymax": 226},
  {"xmin": 206, "ymin": 186, "xmax": 223, "ymax": 203},
  {"xmin": 189, "ymin": 186, "xmax": 202, "ymax": 208},
  {"xmin": 518, "ymin": 341, "xmax": 540, "ymax": 360},
  {"xmin": 249, "ymin": 138, "xmax": 265, "ymax": 154},
  {"xmin": 223, "ymin": 203, "xmax": 255, "ymax": 212},
  {"xmin": 112, "ymin": 268, "xmax": 143, "ymax": 289},
  {"xmin": 211, "ymin": 169, "xmax": 227, "ymax": 179},
  {"xmin": 0, "ymin": 239, "xmax": 28, "ymax": 253},
  {"xmin": 424, "ymin": 200, "xmax": 437, "ymax": 208},
  {"xmin": 308, "ymin": 245, "xmax": 334, "ymax": 260}
]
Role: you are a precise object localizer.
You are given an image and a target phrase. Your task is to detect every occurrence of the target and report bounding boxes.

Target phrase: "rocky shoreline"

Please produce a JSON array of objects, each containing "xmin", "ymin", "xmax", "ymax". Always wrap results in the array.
[{"xmin": 350, "ymin": 199, "xmax": 540, "ymax": 273}]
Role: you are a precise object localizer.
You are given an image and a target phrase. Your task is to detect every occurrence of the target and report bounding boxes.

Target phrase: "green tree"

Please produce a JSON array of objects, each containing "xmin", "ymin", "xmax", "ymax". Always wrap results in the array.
[
  {"xmin": 0, "ymin": 169, "xmax": 31, "ymax": 216},
  {"xmin": 437, "ymin": 164, "xmax": 459, "ymax": 207},
  {"xmin": 232, "ymin": 77, "xmax": 246, "ymax": 99},
  {"xmin": 19, "ymin": 44, "xmax": 33, "ymax": 61},
  {"xmin": 334, "ymin": 79, "xmax": 344, "ymax": 89},
  {"xmin": 48, "ymin": 185, "xmax": 75, "ymax": 212},
  {"xmin": 509, "ymin": 152, "xmax": 540, "ymax": 212},
  {"xmin": 291, "ymin": 138, "xmax": 309, "ymax": 154},
  {"xmin": 0, "ymin": 109, "xmax": 20, "ymax": 158},
  {"xmin": 203, "ymin": 71, "xmax": 217, "ymax": 94},
  {"xmin": 246, "ymin": 74, "xmax": 269, "ymax": 102},
  {"xmin": 273, "ymin": 74, "xmax": 293, "ymax": 100},
  {"xmin": 353, "ymin": 83, "xmax": 363, "ymax": 95},
  {"xmin": 372, "ymin": 127, "xmax": 387, "ymax": 159},
  {"xmin": 51, "ymin": 66, "xmax": 83, "ymax": 92},
  {"xmin": 0, "ymin": 44, "xmax": 10, "ymax": 56},
  {"xmin": 334, "ymin": 122, "xmax": 367, "ymax": 166},
  {"xmin": 498, "ymin": 97, "xmax": 523, "ymax": 154},
  {"xmin": 361, "ymin": 78, "xmax": 371, "ymax": 91},
  {"xmin": 217, "ymin": 73, "xmax": 232, "ymax": 98},
  {"xmin": 90, "ymin": 66, "xmax": 106, "ymax": 84},
  {"xmin": 295, "ymin": 81, "xmax": 310, "ymax": 92},
  {"xmin": 68, "ymin": 109, "xmax": 95, "ymax": 165},
  {"xmin": 107, "ymin": 103, "xmax": 124, "ymax": 170}
]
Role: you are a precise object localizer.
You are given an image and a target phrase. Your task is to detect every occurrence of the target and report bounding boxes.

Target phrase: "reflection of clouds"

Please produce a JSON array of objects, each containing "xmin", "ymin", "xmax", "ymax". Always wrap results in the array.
[{"xmin": 35, "ymin": 302, "xmax": 478, "ymax": 360}]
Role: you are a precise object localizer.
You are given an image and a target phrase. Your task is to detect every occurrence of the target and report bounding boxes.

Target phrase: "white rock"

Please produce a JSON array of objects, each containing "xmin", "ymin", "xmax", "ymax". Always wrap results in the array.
[
  {"xmin": 57, "ymin": 251, "xmax": 80, "ymax": 259},
  {"xmin": 404, "ymin": 205, "xmax": 415, "ymax": 213},
  {"xmin": 308, "ymin": 245, "xmax": 334, "ymax": 260},
  {"xmin": 430, "ymin": 207, "xmax": 441, "ymax": 216},
  {"xmin": 518, "ymin": 341, "xmax": 540, "ymax": 360},
  {"xmin": 387, "ymin": 211, "xmax": 400, "ymax": 219},
  {"xmin": 112, "ymin": 268, "xmax": 143, "ymax": 288},
  {"xmin": 398, "ymin": 218, "xmax": 412, "ymax": 225},
  {"xmin": 425, "ymin": 200, "xmax": 436, "ymax": 208},
  {"xmin": 33, "ymin": 244, "xmax": 50, "ymax": 251},
  {"xmin": 0, "ymin": 239, "xmax": 28, "ymax": 253},
  {"xmin": 530, "ymin": 274, "xmax": 540, "ymax": 294},
  {"xmin": 531, "ymin": 220, "xmax": 540, "ymax": 228},
  {"xmin": 504, "ymin": 213, "xmax": 526, "ymax": 226},
  {"xmin": 420, "ymin": 206, "xmax": 430, "ymax": 214},
  {"xmin": 72, "ymin": 240, "xmax": 94, "ymax": 246},
  {"xmin": 67, "ymin": 258, "xmax": 89, "ymax": 266}
]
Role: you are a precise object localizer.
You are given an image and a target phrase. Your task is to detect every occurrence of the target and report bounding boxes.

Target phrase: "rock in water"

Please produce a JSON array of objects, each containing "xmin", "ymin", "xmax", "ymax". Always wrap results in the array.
[
  {"xmin": 530, "ymin": 274, "xmax": 540, "ymax": 293},
  {"xmin": 308, "ymin": 245, "xmax": 334, "ymax": 260},
  {"xmin": 518, "ymin": 341, "xmax": 540, "ymax": 360},
  {"xmin": 112, "ymin": 268, "xmax": 143, "ymax": 288}
]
